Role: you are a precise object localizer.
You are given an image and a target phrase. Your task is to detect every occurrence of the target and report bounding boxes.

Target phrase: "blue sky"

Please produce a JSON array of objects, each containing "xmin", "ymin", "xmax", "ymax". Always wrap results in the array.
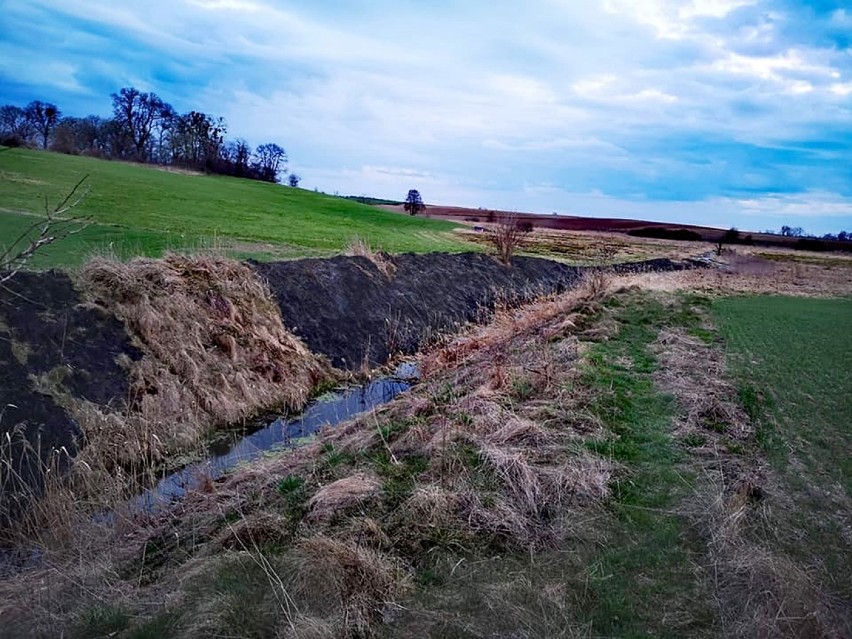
[{"xmin": 1, "ymin": 0, "xmax": 850, "ymax": 235}]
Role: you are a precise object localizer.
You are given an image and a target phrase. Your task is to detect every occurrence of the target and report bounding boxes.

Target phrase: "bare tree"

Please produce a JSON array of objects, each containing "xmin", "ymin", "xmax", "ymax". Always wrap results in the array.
[
  {"xmin": 0, "ymin": 105, "xmax": 30, "ymax": 143},
  {"xmin": 0, "ymin": 175, "xmax": 90, "ymax": 283},
  {"xmin": 111, "ymin": 87, "xmax": 168, "ymax": 160},
  {"xmin": 288, "ymin": 173, "xmax": 301, "ymax": 187},
  {"xmin": 253, "ymin": 143, "xmax": 287, "ymax": 182},
  {"xmin": 229, "ymin": 138, "xmax": 252, "ymax": 177},
  {"xmin": 24, "ymin": 101, "xmax": 61, "ymax": 149},
  {"xmin": 487, "ymin": 213, "xmax": 531, "ymax": 266}
]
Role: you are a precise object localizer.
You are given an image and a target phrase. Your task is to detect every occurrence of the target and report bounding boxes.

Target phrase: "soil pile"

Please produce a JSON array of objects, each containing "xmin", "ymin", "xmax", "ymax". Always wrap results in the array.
[
  {"xmin": 253, "ymin": 252, "xmax": 583, "ymax": 369},
  {"xmin": 253, "ymin": 253, "xmax": 691, "ymax": 369},
  {"xmin": 0, "ymin": 271, "xmax": 140, "ymax": 524}
]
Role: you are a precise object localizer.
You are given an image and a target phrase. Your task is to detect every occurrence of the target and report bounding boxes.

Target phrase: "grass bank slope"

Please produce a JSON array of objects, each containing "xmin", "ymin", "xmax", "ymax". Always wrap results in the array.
[{"xmin": 0, "ymin": 148, "xmax": 471, "ymax": 267}]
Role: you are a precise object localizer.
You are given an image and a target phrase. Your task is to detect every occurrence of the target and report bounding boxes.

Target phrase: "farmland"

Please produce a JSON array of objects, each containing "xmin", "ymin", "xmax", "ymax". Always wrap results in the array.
[{"xmin": 0, "ymin": 148, "xmax": 473, "ymax": 266}]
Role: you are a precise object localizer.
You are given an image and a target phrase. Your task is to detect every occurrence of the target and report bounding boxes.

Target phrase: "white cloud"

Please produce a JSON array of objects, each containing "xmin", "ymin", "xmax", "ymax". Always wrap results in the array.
[
  {"xmin": 707, "ymin": 49, "xmax": 840, "ymax": 82},
  {"xmin": 604, "ymin": 0, "xmax": 755, "ymax": 39}
]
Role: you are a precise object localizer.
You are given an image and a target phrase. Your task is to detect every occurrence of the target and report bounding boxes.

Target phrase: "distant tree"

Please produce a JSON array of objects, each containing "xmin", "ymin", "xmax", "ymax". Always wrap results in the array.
[
  {"xmin": 252, "ymin": 143, "xmax": 287, "ymax": 182},
  {"xmin": 171, "ymin": 111, "xmax": 226, "ymax": 170},
  {"xmin": 404, "ymin": 189, "xmax": 425, "ymax": 216},
  {"xmin": 111, "ymin": 87, "xmax": 169, "ymax": 160},
  {"xmin": 288, "ymin": 173, "xmax": 301, "ymax": 187},
  {"xmin": 50, "ymin": 117, "xmax": 79, "ymax": 154},
  {"xmin": 152, "ymin": 102, "xmax": 177, "ymax": 164},
  {"xmin": 24, "ymin": 100, "xmax": 61, "ymax": 149},
  {"xmin": 838, "ymin": 230, "xmax": 849, "ymax": 242},
  {"xmin": 0, "ymin": 105, "xmax": 30, "ymax": 144},
  {"xmin": 232, "ymin": 139, "xmax": 252, "ymax": 177},
  {"xmin": 780, "ymin": 225, "xmax": 805, "ymax": 237}
]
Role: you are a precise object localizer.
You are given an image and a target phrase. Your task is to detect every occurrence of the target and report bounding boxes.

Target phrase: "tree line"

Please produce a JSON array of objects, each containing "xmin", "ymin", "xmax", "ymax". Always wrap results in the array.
[{"xmin": 0, "ymin": 88, "xmax": 300, "ymax": 185}]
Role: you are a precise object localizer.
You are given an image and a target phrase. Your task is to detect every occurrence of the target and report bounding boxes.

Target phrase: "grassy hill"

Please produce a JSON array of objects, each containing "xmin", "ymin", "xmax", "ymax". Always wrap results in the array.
[{"xmin": 0, "ymin": 148, "xmax": 473, "ymax": 268}]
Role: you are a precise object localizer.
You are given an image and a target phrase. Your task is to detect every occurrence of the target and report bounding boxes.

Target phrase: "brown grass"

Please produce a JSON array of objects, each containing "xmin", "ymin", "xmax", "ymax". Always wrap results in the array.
[
  {"xmin": 76, "ymin": 254, "xmax": 330, "ymax": 464},
  {"xmin": 345, "ymin": 236, "xmax": 396, "ymax": 277},
  {"xmin": 651, "ymin": 307, "xmax": 845, "ymax": 638},
  {"xmin": 306, "ymin": 472, "xmax": 381, "ymax": 524},
  {"xmin": 618, "ymin": 248, "xmax": 852, "ymax": 297},
  {"xmin": 13, "ymin": 259, "xmax": 847, "ymax": 636},
  {"xmin": 294, "ymin": 535, "xmax": 410, "ymax": 633}
]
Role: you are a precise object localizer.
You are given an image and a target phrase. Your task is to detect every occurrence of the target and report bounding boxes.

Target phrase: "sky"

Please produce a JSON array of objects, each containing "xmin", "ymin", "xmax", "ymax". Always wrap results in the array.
[{"xmin": 1, "ymin": 0, "xmax": 851, "ymax": 235}]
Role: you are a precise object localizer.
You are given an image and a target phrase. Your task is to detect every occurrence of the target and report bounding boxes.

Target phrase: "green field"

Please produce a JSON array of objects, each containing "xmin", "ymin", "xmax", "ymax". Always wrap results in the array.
[
  {"xmin": 0, "ymin": 148, "xmax": 474, "ymax": 267},
  {"xmin": 713, "ymin": 296, "xmax": 852, "ymax": 602}
]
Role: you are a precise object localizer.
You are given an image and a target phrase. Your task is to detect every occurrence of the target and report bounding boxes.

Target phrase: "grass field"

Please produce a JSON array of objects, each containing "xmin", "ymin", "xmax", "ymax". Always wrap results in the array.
[
  {"xmin": 713, "ymin": 296, "xmax": 852, "ymax": 604},
  {"xmin": 0, "ymin": 148, "xmax": 474, "ymax": 266}
]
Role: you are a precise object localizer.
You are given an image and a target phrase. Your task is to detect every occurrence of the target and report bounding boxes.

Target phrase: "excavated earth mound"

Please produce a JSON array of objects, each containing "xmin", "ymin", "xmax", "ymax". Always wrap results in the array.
[{"xmin": 1, "ymin": 253, "xmax": 693, "ymax": 521}]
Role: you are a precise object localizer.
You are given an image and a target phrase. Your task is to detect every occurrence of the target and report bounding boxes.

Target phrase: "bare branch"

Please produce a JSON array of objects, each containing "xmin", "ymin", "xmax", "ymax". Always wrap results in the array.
[
  {"xmin": 0, "ymin": 175, "xmax": 91, "ymax": 283},
  {"xmin": 486, "ymin": 213, "xmax": 531, "ymax": 266}
]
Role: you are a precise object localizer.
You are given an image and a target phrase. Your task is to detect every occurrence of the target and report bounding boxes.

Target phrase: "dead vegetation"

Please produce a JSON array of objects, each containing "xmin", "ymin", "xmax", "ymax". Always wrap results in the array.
[
  {"xmin": 2, "ymin": 261, "xmax": 849, "ymax": 637},
  {"xmin": 0, "ymin": 270, "xmax": 620, "ymax": 637},
  {"xmin": 619, "ymin": 246, "xmax": 852, "ymax": 297},
  {"xmin": 75, "ymin": 254, "xmax": 330, "ymax": 464},
  {"xmin": 651, "ymin": 311, "xmax": 847, "ymax": 638},
  {"xmin": 344, "ymin": 236, "xmax": 396, "ymax": 277},
  {"xmin": 0, "ymin": 254, "xmax": 334, "ymax": 565}
]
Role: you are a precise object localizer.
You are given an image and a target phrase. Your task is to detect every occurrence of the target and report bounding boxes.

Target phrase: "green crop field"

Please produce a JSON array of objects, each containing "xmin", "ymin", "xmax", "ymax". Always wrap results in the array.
[
  {"xmin": 0, "ymin": 148, "xmax": 474, "ymax": 267},
  {"xmin": 713, "ymin": 295, "xmax": 852, "ymax": 603}
]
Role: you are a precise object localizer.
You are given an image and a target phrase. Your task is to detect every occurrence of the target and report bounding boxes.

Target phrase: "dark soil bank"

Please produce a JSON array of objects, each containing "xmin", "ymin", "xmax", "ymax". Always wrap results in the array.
[
  {"xmin": 0, "ymin": 272, "xmax": 141, "ymax": 524},
  {"xmin": 253, "ymin": 253, "xmax": 691, "ymax": 369},
  {"xmin": 253, "ymin": 253, "xmax": 581, "ymax": 369}
]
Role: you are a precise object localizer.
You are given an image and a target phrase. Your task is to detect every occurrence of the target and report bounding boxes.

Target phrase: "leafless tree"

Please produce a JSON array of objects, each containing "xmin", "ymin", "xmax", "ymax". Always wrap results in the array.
[
  {"xmin": 24, "ymin": 101, "xmax": 60, "ymax": 149},
  {"xmin": 111, "ymin": 87, "xmax": 168, "ymax": 160},
  {"xmin": 0, "ymin": 175, "xmax": 90, "ymax": 284},
  {"xmin": 487, "ymin": 213, "xmax": 531, "ymax": 266}
]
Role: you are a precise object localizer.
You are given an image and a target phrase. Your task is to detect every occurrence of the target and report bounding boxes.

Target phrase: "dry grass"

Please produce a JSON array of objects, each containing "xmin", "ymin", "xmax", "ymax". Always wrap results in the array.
[
  {"xmin": 344, "ymin": 236, "xmax": 396, "ymax": 277},
  {"xmin": 76, "ymin": 254, "xmax": 329, "ymax": 464},
  {"xmin": 653, "ymin": 328, "xmax": 753, "ymax": 442},
  {"xmin": 460, "ymin": 226, "xmax": 706, "ymax": 264},
  {"xmin": 617, "ymin": 247, "xmax": 852, "ymax": 297},
  {"xmin": 306, "ymin": 472, "xmax": 381, "ymax": 524},
  {"xmin": 10, "ymin": 257, "xmax": 847, "ymax": 636},
  {"xmin": 1, "ymin": 254, "xmax": 333, "ymax": 564},
  {"xmin": 294, "ymin": 535, "xmax": 410, "ymax": 633},
  {"xmin": 651, "ymin": 309, "xmax": 846, "ymax": 638}
]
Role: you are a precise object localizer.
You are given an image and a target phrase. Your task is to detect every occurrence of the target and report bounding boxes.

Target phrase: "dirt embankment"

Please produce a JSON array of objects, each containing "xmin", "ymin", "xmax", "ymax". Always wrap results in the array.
[
  {"xmin": 253, "ymin": 253, "xmax": 689, "ymax": 369},
  {"xmin": 0, "ymin": 272, "xmax": 141, "ymax": 523},
  {"xmin": 0, "ymin": 253, "xmax": 691, "ymax": 524}
]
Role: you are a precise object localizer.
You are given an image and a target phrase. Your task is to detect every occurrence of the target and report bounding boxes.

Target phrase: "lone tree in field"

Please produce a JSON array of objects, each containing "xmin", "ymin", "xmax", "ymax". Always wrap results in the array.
[
  {"xmin": 404, "ymin": 189, "xmax": 425, "ymax": 216},
  {"xmin": 288, "ymin": 173, "xmax": 301, "ymax": 187}
]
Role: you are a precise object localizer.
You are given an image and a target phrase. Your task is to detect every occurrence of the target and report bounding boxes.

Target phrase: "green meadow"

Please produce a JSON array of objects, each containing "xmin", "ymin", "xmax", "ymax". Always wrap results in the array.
[{"xmin": 0, "ymin": 148, "xmax": 474, "ymax": 267}]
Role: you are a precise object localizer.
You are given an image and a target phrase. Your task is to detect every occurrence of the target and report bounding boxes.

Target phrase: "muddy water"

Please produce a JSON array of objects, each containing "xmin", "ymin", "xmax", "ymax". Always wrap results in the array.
[{"xmin": 133, "ymin": 375, "xmax": 413, "ymax": 513}]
